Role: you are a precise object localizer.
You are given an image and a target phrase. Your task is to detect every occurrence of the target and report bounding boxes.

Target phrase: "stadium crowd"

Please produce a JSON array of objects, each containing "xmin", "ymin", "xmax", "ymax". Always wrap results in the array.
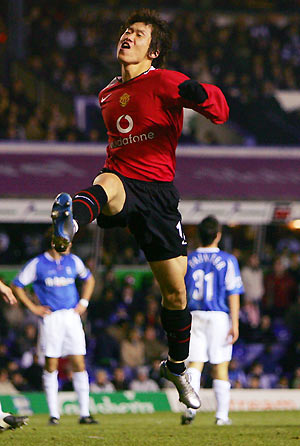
[
  {"xmin": 1, "ymin": 2, "xmax": 300, "ymax": 144},
  {"xmin": 0, "ymin": 224, "xmax": 300, "ymax": 393}
]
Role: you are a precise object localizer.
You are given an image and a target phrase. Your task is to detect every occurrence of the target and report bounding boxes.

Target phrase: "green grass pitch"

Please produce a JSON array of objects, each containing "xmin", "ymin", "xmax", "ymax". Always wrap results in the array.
[{"xmin": 1, "ymin": 411, "xmax": 300, "ymax": 446}]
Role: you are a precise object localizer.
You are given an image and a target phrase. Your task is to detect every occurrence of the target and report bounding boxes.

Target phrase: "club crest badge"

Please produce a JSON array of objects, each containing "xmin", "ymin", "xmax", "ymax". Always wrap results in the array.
[{"xmin": 120, "ymin": 93, "xmax": 130, "ymax": 107}]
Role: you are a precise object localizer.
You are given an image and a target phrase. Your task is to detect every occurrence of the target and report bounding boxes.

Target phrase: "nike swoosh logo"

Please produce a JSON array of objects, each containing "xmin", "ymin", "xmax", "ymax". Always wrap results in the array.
[{"xmin": 100, "ymin": 93, "xmax": 112, "ymax": 104}]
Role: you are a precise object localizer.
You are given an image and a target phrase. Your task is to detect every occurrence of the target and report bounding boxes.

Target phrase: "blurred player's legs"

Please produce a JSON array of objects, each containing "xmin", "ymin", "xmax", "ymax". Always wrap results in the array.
[
  {"xmin": 69, "ymin": 355, "xmax": 98, "ymax": 424},
  {"xmin": 213, "ymin": 362, "xmax": 231, "ymax": 425},
  {"xmin": 43, "ymin": 356, "xmax": 97, "ymax": 425},
  {"xmin": 0, "ymin": 402, "xmax": 28, "ymax": 432},
  {"xmin": 43, "ymin": 368, "xmax": 60, "ymax": 424},
  {"xmin": 41, "ymin": 311, "xmax": 97, "ymax": 424},
  {"xmin": 182, "ymin": 361, "xmax": 232, "ymax": 425},
  {"xmin": 182, "ymin": 311, "xmax": 232, "ymax": 423},
  {"xmin": 181, "ymin": 363, "xmax": 202, "ymax": 424}
]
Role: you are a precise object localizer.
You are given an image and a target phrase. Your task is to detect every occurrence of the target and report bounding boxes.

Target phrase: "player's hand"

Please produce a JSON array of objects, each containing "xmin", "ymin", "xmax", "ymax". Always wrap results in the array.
[
  {"xmin": 74, "ymin": 303, "xmax": 87, "ymax": 315},
  {"xmin": 178, "ymin": 79, "xmax": 208, "ymax": 103},
  {"xmin": 227, "ymin": 324, "xmax": 239, "ymax": 345},
  {"xmin": 32, "ymin": 305, "xmax": 52, "ymax": 317},
  {"xmin": 0, "ymin": 282, "xmax": 17, "ymax": 305}
]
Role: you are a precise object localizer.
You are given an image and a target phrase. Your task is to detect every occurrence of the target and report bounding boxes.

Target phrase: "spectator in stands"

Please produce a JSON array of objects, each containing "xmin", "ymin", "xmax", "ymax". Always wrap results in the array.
[
  {"xmin": 10, "ymin": 372, "xmax": 30, "ymax": 392},
  {"xmin": 263, "ymin": 257, "xmax": 297, "ymax": 317},
  {"xmin": 132, "ymin": 312, "xmax": 146, "ymax": 336},
  {"xmin": 241, "ymin": 253, "xmax": 264, "ymax": 309},
  {"xmin": 288, "ymin": 253, "xmax": 300, "ymax": 286},
  {"xmin": 246, "ymin": 362, "xmax": 277, "ymax": 389},
  {"xmin": 56, "ymin": 20, "xmax": 77, "ymax": 51},
  {"xmin": 61, "ymin": 369, "xmax": 74, "ymax": 391},
  {"xmin": 228, "ymin": 358, "xmax": 247, "ymax": 388},
  {"xmin": 120, "ymin": 328, "xmax": 145, "ymax": 369},
  {"xmin": 291, "ymin": 367, "xmax": 300, "ymax": 389},
  {"xmin": 112, "ymin": 367, "xmax": 130, "ymax": 391},
  {"xmin": 0, "ymin": 344, "xmax": 10, "ymax": 369},
  {"xmin": 276, "ymin": 376, "xmax": 289, "ymax": 389},
  {"xmin": 23, "ymin": 353, "xmax": 43, "ymax": 391},
  {"xmin": 285, "ymin": 294, "xmax": 300, "ymax": 340},
  {"xmin": 93, "ymin": 328, "xmax": 120, "ymax": 369},
  {"xmin": 143, "ymin": 326, "xmax": 167, "ymax": 365},
  {"xmin": 239, "ymin": 300, "xmax": 261, "ymax": 342},
  {"xmin": 129, "ymin": 366, "xmax": 159, "ymax": 392},
  {"xmin": 5, "ymin": 5, "xmax": 299, "ymax": 145},
  {"xmin": 11, "ymin": 323, "xmax": 38, "ymax": 360},
  {"xmin": 90, "ymin": 369, "xmax": 115, "ymax": 393},
  {"xmin": 0, "ymin": 368, "xmax": 19, "ymax": 394}
]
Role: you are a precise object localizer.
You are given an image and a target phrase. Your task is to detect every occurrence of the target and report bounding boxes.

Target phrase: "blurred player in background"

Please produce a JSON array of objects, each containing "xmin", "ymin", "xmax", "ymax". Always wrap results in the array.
[
  {"xmin": 51, "ymin": 9, "xmax": 229, "ymax": 409},
  {"xmin": 0, "ymin": 280, "xmax": 28, "ymax": 432},
  {"xmin": 181, "ymin": 215, "xmax": 243, "ymax": 425},
  {"xmin": 11, "ymin": 233, "xmax": 97, "ymax": 426}
]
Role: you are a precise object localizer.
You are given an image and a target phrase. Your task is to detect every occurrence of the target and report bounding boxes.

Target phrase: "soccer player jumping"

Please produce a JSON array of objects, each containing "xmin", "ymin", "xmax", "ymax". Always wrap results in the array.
[{"xmin": 51, "ymin": 9, "xmax": 229, "ymax": 409}]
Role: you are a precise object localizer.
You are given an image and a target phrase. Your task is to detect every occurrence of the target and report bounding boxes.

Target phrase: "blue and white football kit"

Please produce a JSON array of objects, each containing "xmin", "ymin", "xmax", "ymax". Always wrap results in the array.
[
  {"xmin": 183, "ymin": 247, "xmax": 243, "ymax": 424},
  {"xmin": 13, "ymin": 252, "xmax": 91, "ymax": 358},
  {"xmin": 186, "ymin": 247, "xmax": 244, "ymax": 364},
  {"xmin": 13, "ymin": 251, "xmax": 95, "ymax": 423}
]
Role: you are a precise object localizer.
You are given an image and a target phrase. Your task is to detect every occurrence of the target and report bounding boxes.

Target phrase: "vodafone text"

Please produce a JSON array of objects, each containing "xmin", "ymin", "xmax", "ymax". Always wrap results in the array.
[{"xmin": 110, "ymin": 131, "xmax": 155, "ymax": 149}]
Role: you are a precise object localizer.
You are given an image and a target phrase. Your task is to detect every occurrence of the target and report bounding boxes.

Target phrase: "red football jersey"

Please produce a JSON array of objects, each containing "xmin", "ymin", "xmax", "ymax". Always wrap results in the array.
[{"xmin": 99, "ymin": 68, "xmax": 229, "ymax": 182}]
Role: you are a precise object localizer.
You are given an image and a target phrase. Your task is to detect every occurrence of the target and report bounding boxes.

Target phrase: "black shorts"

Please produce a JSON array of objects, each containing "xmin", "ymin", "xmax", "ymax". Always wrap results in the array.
[{"xmin": 96, "ymin": 169, "xmax": 187, "ymax": 262}]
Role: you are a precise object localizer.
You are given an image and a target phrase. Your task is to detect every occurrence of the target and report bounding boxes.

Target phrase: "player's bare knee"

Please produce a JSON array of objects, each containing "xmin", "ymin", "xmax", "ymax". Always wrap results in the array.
[
  {"xmin": 213, "ymin": 362, "xmax": 229, "ymax": 381},
  {"xmin": 93, "ymin": 173, "xmax": 125, "ymax": 214},
  {"xmin": 93, "ymin": 173, "xmax": 123, "ymax": 201},
  {"xmin": 163, "ymin": 287, "xmax": 187, "ymax": 310},
  {"xmin": 45, "ymin": 359, "xmax": 58, "ymax": 373},
  {"xmin": 70, "ymin": 355, "xmax": 86, "ymax": 372}
]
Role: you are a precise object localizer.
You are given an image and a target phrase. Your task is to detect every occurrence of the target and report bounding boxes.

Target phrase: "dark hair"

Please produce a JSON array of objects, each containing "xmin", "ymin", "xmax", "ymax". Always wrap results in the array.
[
  {"xmin": 119, "ymin": 9, "xmax": 172, "ymax": 67},
  {"xmin": 198, "ymin": 215, "xmax": 221, "ymax": 247}
]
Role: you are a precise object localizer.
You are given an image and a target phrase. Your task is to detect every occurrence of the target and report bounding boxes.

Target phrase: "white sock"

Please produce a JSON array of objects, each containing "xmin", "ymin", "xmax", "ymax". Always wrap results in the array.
[
  {"xmin": 43, "ymin": 370, "xmax": 59, "ymax": 419},
  {"xmin": 72, "ymin": 371, "xmax": 90, "ymax": 417},
  {"xmin": 186, "ymin": 367, "xmax": 201, "ymax": 416},
  {"xmin": 0, "ymin": 402, "xmax": 3, "ymax": 415},
  {"xmin": 213, "ymin": 379, "xmax": 231, "ymax": 421}
]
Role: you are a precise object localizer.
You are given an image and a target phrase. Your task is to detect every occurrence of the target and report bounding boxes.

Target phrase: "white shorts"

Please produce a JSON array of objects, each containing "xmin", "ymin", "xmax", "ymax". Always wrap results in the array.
[
  {"xmin": 38, "ymin": 309, "xmax": 86, "ymax": 358},
  {"xmin": 188, "ymin": 311, "xmax": 232, "ymax": 364}
]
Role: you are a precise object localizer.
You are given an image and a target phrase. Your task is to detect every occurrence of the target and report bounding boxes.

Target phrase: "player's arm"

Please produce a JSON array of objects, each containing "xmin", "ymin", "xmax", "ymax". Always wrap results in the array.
[
  {"xmin": 0, "ymin": 280, "xmax": 17, "ymax": 305},
  {"xmin": 225, "ymin": 255, "xmax": 243, "ymax": 344},
  {"xmin": 74, "ymin": 274, "xmax": 95, "ymax": 315},
  {"xmin": 227, "ymin": 293, "xmax": 240, "ymax": 344},
  {"xmin": 159, "ymin": 70, "xmax": 229, "ymax": 124},
  {"xmin": 11, "ymin": 258, "xmax": 51, "ymax": 317},
  {"xmin": 11, "ymin": 284, "xmax": 51, "ymax": 317},
  {"xmin": 178, "ymin": 79, "xmax": 229, "ymax": 124}
]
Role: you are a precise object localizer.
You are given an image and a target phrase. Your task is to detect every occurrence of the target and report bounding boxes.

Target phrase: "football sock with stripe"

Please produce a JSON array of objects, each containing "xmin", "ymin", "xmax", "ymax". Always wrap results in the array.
[
  {"xmin": 72, "ymin": 185, "xmax": 108, "ymax": 226},
  {"xmin": 161, "ymin": 306, "xmax": 192, "ymax": 374}
]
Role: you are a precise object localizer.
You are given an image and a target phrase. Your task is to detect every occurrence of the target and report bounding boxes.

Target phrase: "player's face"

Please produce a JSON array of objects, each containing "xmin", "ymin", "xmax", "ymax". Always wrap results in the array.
[{"xmin": 117, "ymin": 22, "xmax": 156, "ymax": 66}]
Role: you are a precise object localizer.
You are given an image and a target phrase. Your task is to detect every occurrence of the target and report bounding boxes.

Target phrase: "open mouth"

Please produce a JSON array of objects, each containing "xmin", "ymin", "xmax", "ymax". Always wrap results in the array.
[{"xmin": 121, "ymin": 41, "xmax": 130, "ymax": 49}]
